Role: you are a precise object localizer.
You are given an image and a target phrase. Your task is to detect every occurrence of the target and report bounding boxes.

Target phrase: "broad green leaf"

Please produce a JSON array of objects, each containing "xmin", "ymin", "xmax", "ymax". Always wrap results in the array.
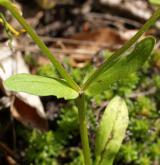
[
  {"xmin": 149, "ymin": 0, "xmax": 160, "ymax": 5},
  {"xmin": 95, "ymin": 96, "xmax": 129, "ymax": 165},
  {"xmin": 86, "ymin": 37, "xmax": 155, "ymax": 96},
  {"xmin": 98, "ymin": 97, "xmax": 128, "ymax": 165},
  {"xmin": 4, "ymin": 73, "xmax": 79, "ymax": 100},
  {"xmin": 95, "ymin": 96, "xmax": 121, "ymax": 165}
]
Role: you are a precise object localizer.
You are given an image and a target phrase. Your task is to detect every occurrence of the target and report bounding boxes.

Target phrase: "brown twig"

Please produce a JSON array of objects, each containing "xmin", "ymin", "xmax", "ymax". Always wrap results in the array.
[
  {"xmin": 0, "ymin": 142, "xmax": 19, "ymax": 161},
  {"xmin": 16, "ymin": 45, "xmax": 98, "ymax": 55},
  {"xmin": 85, "ymin": 12, "xmax": 142, "ymax": 29},
  {"xmin": 38, "ymin": 36, "xmax": 120, "ymax": 48}
]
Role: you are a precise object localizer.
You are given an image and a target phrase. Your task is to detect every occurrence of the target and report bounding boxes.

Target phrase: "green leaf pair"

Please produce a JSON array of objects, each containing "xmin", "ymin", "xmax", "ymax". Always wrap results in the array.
[
  {"xmin": 0, "ymin": 1, "xmax": 159, "ymax": 164},
  {"xmin": 94, "ymin": 96, "xmax": 129, "ymax": 165},
  {"xmin": 4, "ymin": 37, "xmax": 155, "ymax": 100}
]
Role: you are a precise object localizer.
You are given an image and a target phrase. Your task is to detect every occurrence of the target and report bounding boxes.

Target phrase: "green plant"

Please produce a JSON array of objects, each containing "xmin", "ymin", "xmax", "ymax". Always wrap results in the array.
[
  {"xmin": 0, "ymin": 0, "xmax": 159, "ymax": 164},
  {"xmin": 149, "ymin": 0, "xmax": 160, "ymax": 6}
]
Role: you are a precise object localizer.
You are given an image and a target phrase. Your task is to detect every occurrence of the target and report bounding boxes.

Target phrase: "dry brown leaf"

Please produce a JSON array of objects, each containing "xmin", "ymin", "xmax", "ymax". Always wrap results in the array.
[
  {"xmin": 70, "ymin": 28, "xmax": 124, "ymax": 45},
  {"xmin": 5, "ymin": 155, "xmax": 18, "ymax": 165},
  {"xmin": 65, "ymin": 28, "xmax": 124, "ymax": 67},
  {"xmin": 11, "ymin": 96, "xmax": 48, "ymax": 131}
]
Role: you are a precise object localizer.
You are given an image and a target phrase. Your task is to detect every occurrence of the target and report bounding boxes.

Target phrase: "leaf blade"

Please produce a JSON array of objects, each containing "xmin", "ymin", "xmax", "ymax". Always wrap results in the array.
[
  {"xmin": 95, "ymin": 96, "xmax": 121, "ymax": 164},
  {"xmin": 4, "ymin": 73, "xmax": 79, "ymax": 100},
  {"xmin": 95, "ymin": 96, "xmax": 129, "ymax": 165},
  {"xmin": 99, "ymin": 98, "xmax": 128, "ymax": 165},
  {"xmin": 86, "ymin": 37, "xmax": 155, "ymax": 96}
]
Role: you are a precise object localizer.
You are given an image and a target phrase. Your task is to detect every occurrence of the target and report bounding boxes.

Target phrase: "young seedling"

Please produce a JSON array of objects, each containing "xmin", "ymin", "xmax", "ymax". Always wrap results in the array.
[{"xmin": 0, "ymin": 0, "xmax": 159, "ymax": 164}]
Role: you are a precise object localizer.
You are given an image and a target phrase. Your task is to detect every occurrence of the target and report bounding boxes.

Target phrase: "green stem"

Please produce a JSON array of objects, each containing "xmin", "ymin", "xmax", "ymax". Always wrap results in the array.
[
  {"xmin": 76, "ymin": 94, "xmax": 92, "ymax": 165},
  {"xmin": 0, "ymin": 0, "xmax": 80, "ymax": 92},
  {"xmin": 82, "ymin": 6, "xmax": 160, "ymax": 90}
]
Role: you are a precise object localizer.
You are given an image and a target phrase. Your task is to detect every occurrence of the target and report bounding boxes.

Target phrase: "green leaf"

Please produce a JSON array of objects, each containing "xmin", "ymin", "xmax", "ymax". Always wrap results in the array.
[
  {"xmin": 86, "ymin": 37, "xmax": 155, "ymax": 96},
  {"xmin": 95, "ymin": 96, "xmax": 129, "ymax": 165},
  {"xmin": 0, "ymin": 0, "xmax": 10, "ymax": 3},
  {"xmin": 149, "ymin": 0, "xmax": 160, "ymax": 5},
  {"xmin": 95, "ymin": 97, "xmax": 121, "ymax": 164},
  {"xmin": 4, "ymin": 73, "xmax": 79, "ymax": 100}
]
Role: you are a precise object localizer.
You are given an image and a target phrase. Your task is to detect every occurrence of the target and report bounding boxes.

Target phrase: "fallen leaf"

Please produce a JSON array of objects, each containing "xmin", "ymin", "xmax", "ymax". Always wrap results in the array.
[
  {"xmin": 63, "ymin": 28, "xmax": 125, "ymax": 67},
  {"xmin": 11, "ymin": 96, "xmax": 48, "ymax": 131}
]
